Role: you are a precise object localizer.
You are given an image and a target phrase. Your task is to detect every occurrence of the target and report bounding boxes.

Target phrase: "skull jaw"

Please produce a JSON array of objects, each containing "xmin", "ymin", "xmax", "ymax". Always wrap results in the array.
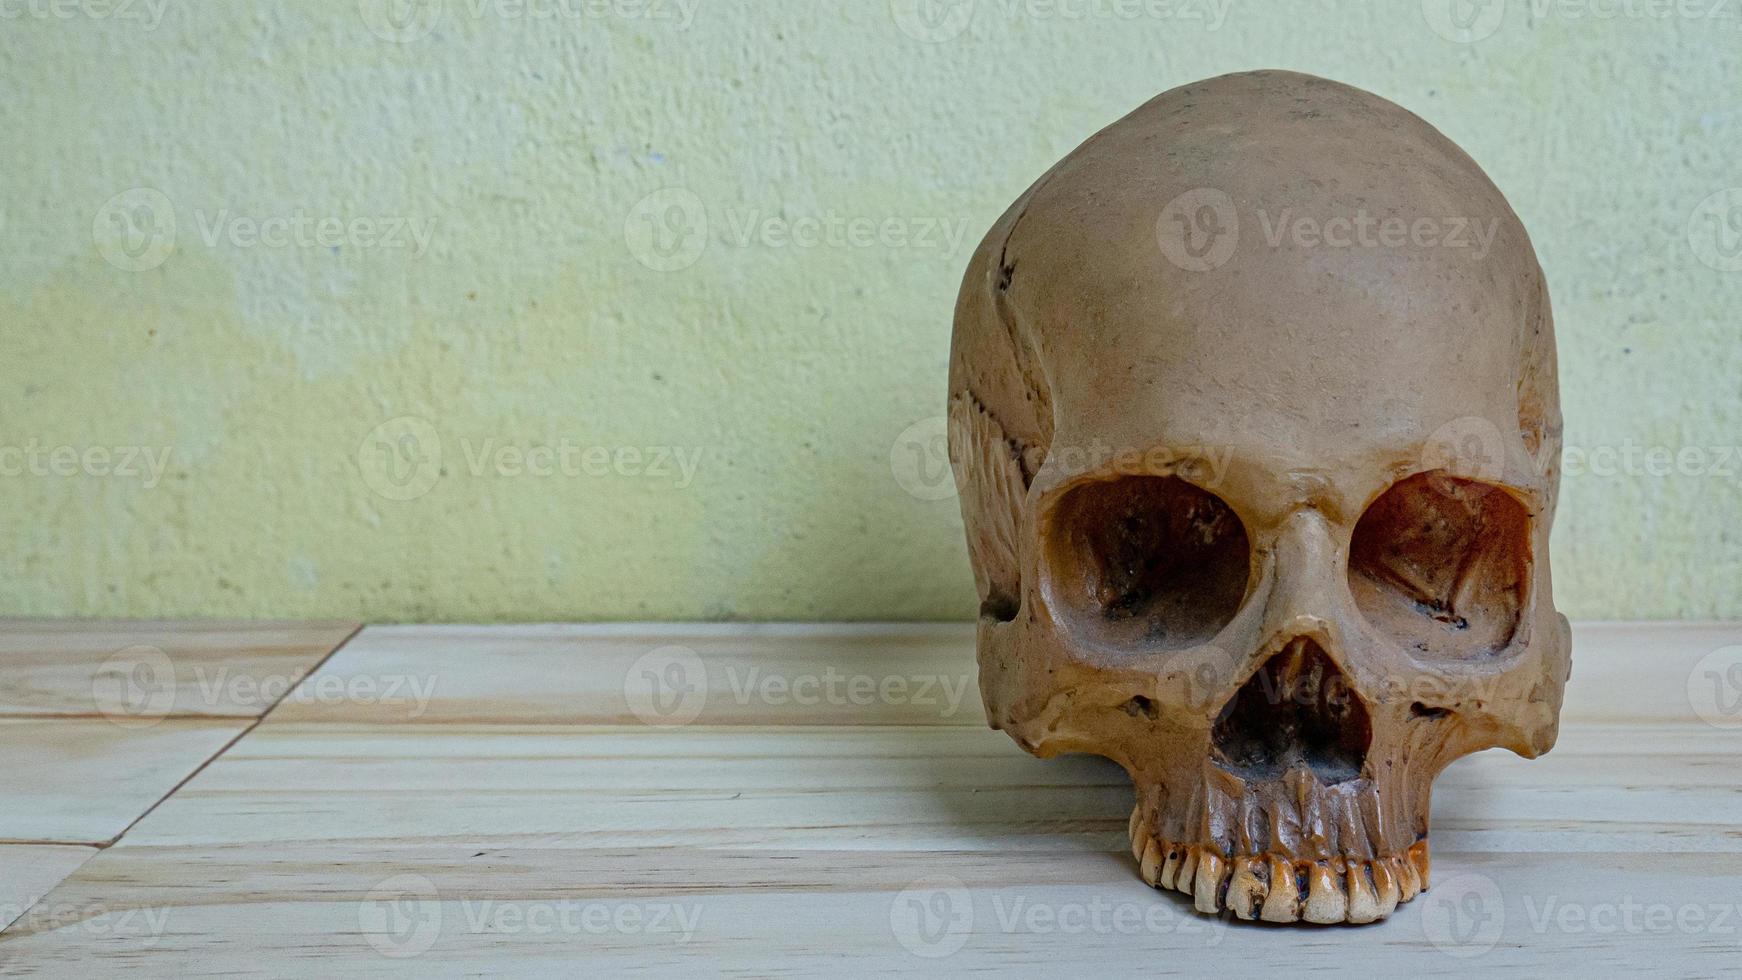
[
  {"xmin": 1130, "ymin": 815, "xmax": 1431, "ymax": 924},
  {"xmin": 1125, "ymin": 760, "xmax": 1432, "ymax": 924}
]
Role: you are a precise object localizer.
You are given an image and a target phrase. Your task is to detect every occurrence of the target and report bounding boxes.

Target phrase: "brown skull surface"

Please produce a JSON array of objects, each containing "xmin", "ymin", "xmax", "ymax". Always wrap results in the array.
[{"xmin": 947, "ymin": 71, "xmax": 1570, "ymax": 925}]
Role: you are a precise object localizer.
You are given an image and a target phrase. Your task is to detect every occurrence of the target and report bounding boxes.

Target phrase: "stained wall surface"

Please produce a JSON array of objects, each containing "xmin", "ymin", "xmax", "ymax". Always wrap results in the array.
[{"xmin": 2, "ymin": 2, "xmax": 1736, "ymax": 620}]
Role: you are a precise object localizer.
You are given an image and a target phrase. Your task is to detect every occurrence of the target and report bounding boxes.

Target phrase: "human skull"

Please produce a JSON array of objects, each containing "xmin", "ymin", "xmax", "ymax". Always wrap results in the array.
[{"xmin": 947, "ymin": 71, "xmax": 1570, "ymax": 924}]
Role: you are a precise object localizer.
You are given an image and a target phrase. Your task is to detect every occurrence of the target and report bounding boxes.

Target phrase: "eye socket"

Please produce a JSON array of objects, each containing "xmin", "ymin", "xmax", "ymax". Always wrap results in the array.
[
  {"xmin": 1044, "ymin": 476, "xmax": 1250, "ymax": 650},
  {"xmin": 1349, "ymin": 471, "xmax": 1532, "ymax": 659}
]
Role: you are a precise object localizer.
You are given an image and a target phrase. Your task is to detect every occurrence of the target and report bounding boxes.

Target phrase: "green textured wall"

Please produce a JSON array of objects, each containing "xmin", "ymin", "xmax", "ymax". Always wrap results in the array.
[{"xmin": 2, "ymin": 1, "xmax": 1738, "ymax": 621}]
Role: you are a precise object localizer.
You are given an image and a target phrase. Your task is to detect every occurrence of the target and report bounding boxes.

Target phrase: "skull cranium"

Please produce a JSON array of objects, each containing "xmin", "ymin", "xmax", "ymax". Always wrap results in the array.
[{"xmin": 947, "ymin": 70, "xmax": 1570, "ymax": 924}]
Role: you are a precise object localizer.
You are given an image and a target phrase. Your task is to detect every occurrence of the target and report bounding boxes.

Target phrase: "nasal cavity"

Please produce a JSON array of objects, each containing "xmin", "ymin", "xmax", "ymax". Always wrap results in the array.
[{"xmin": 1211, "ymin": 638, "xmax": 1371, "ymax": 785}]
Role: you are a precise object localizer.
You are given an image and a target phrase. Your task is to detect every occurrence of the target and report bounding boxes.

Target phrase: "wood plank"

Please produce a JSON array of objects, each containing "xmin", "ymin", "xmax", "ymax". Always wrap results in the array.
[
  {"xmin": 110, "ymin": 720, "xmax": 1742, "ymax": 855},
  {"xmin": 0, "ymin": 620, "xmax": 359, "ymax": 718},
  {"xmin": 0, "ymin": 845, "xmax": 95, "ymax": 933},
  {"xmin": 266, "ymin": 622, "xmax": 1739, "ymax": 727},
  {"xmin": 6, "ymin": 621, "xmax": 1740, "ymax": 974},
  {"xmin": 2, "ymin": 718, "xmax": 248, "ymax": 844},
  {"xmin": 269, "ymin": 623, "xmax": 979, "ymax": 726},
  {"xmin": 119, "ymin": 723, "xmax": 1130, "ymax": 851},
  {"xmin": 1565, "ymin": 621, "xmax": 1742, "ymax": 724},
  {"xmin": 3, "ymin": 845, "xmax": 1738, "ymax": 975}
]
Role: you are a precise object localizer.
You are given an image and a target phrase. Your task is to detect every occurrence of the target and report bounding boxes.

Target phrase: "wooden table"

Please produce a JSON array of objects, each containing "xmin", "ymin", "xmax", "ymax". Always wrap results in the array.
[{"xmin": 2, "ymin": 621, "xmax": 1739, "ymax": 976}]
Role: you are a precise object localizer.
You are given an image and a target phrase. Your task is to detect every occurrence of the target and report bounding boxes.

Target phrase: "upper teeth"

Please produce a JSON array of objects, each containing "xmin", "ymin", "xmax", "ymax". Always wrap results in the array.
[{"xmin": 1130, "ymin": 805, "xmax": 1428, "ymax": 924}]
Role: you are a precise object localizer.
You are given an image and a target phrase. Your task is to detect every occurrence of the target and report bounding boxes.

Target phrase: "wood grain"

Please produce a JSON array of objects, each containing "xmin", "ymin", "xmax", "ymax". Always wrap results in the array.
[
  {"xmin": 0, "ymin": 621, "xmax": 357, "ymax": 847},
  {"xmin": 1, "ymin": 718, "xmax": 249, "ymax": 844},
  {"xmin": 268, "ymin": 623, "xmax": 979, "ymax": 725},
  {"xmin": 1563, "ymin": 621, "xmax": 1742, "ymax": 723},
  {"xmin": 118, "ymin": 723, "xmax": 1131, "ymax": 851},
  {"xmin": 0, "ymin": 620, "xmax": 358, "ymax": 717},
  {"xmin": 99, "ymin": 720, "xmax": 1742, "ymax": 856},
  {"xmin": 266, "ymin": 622, "xmax": 1739, "ymax": 726},
  {"xmin": 3, "ymin": 845, "xmax": 1739, "ymax": 975},
  {"xmin": 0, "ymin": 846, "xmax": 95, "ymax": 933},
  {"xmin": 2, "ymin": 622, "xmax": 1740, "ymax": 975}
]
